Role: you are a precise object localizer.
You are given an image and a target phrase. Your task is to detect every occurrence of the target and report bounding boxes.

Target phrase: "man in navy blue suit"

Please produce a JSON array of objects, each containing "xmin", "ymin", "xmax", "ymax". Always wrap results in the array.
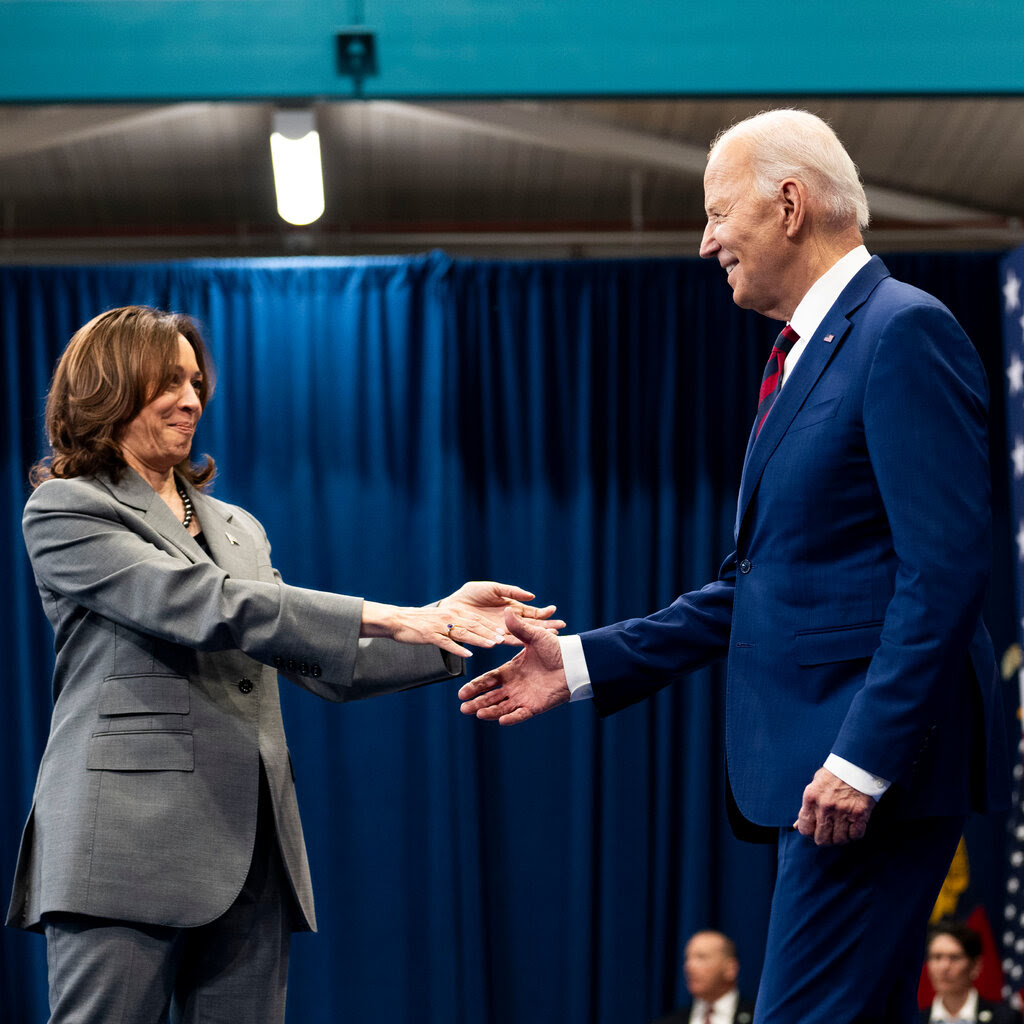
[{"xmin": 459, "ymin": 109, "xmax": 1011, "ymax": 1023}]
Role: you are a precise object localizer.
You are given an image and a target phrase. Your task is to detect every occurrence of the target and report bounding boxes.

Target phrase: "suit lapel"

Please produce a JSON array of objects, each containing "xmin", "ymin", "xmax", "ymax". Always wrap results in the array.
[
  {"xmin": 190, "ymin": 489, "xmax": 259, "ymax": 578},
  {"xmin": 102, "ymin": 468, "xmax": 206, "ymax": 562},
  {"xmin": 734, "ymin": 256, "xmax": 890, "ymax": 541},
  {"xmin": 100, "ymin": 468, "xmax": 257, "ymax": 577}
]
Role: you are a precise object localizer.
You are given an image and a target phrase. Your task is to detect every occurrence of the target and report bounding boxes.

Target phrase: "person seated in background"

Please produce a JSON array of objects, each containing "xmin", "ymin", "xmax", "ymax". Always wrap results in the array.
[
  {"xmin": 920, "ymin": 918, "xmax": 1022, "ymax": 1023},
  {"xmin": 652, "ymin": 930, "xmax": 756, "ymax": 1024}
]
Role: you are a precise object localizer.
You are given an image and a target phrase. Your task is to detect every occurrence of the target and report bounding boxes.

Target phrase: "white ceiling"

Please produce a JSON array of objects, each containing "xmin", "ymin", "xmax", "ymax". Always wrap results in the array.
[{"xmin": 1, "ymin": 96, "xmax": 1022, "ymax": 262}]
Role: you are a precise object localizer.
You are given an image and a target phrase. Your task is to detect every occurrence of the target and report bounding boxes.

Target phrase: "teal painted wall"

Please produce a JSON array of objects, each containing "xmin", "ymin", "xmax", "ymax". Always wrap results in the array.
[{"xmin": 1, "ymin": 0, "xmax": 1022, "ymax": 101}]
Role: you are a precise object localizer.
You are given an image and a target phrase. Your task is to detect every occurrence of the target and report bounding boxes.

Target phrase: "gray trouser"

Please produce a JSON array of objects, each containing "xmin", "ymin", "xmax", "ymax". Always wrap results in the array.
[{"xmin": 44, "ymin": 772, "xmax": 295, "ymax": 1024}]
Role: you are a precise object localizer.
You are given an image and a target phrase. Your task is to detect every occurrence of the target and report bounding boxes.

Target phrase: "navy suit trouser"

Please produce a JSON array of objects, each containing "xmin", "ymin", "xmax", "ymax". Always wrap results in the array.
[{"xmin": 754, "ymin": 811, "xmax": 964, "ymax": 1024}]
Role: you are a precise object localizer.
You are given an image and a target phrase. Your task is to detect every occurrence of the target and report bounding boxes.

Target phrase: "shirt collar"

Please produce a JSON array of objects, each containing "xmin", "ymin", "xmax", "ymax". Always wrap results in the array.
[
  {"xmin": 694, "ymin": 989, "xmax": 740, "ymax": 1020},
  {"xmin": 788, "ymin": 244, "xmax": 871, "ymax": 343},
  {"xmin": 930, "ymin": 987, "xmax": 980, "ymax": 1021}
]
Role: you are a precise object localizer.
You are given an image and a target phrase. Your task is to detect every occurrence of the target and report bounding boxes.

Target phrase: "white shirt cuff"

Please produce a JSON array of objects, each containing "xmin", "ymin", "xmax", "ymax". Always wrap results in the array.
[
  {"xmin": 559, "ymin": 635, "xmax": 593, "ymax": 701},
  {"xmin": 825, "ymin": 753, "xmax": 890, "ymax": 799}
]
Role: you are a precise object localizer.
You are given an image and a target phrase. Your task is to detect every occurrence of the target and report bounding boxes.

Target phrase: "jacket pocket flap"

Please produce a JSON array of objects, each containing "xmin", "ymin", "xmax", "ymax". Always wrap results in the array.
[
  {"xmin": 789, "ymin": 396, "xmax": 842, "ymax": 433},
  {"xmin": 99, "ymin": 674, "xmax": 189, "ymax": 716},
  {"xmin": 87, "ymin": 730, "xmax": 194, "ymax": 771},
  {"xmin": 795, "ymin": 622, "xmax": 882, "ymax": 665}
]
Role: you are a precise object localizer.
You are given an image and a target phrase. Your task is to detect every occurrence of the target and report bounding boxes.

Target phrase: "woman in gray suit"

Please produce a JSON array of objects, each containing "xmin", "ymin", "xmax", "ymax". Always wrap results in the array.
[{"xmin": 7, "ymin": 305, "xmax": 559, "ymax": 1024}]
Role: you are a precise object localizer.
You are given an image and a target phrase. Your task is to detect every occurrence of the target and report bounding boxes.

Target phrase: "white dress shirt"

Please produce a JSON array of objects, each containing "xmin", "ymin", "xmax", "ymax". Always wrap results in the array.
[
  {"xmin": 689, "ymin": 989, "xmax": 740, "ymax": 1024},
  {"xmin": 928, "ymin": 986, "xmax": 979, "ymax": 1021},
  {"xmin": 559, "ymin": 245, "xmax": 891, "ymax": 800}
]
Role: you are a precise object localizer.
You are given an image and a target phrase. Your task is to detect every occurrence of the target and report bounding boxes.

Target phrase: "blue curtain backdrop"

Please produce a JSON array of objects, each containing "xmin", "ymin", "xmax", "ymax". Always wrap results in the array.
[{"xmin": 0, "ymin": 251, "xmax": 1015, "ymax": 1023}]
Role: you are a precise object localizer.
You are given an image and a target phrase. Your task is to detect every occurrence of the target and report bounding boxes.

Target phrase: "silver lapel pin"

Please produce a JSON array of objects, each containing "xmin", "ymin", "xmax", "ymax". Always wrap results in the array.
[{"xmin": 225, "ymin": 532, "xmax": 239, "ymax": 546}]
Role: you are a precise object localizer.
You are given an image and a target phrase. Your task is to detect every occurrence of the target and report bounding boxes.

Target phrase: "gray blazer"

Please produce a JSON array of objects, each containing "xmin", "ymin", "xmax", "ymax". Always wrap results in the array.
[{"xmin": 7, "ymin": 469, "xmax": 459, "ymax": 933}]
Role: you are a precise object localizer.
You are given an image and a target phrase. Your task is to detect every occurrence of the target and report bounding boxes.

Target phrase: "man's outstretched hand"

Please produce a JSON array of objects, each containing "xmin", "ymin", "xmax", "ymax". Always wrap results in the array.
[{"xmin": 458, "ymin": 607, "xmax": 571, "ymax": 725}]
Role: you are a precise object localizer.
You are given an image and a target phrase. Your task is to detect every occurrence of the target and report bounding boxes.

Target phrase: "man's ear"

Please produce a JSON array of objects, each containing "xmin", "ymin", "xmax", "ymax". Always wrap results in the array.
[
  {"xmin": 725, "ymin": 957, "xmax": 739, "ymax": 985},
  {"xmin": 780, "ymin": 178, "xmax": 807, "ymax": 238}
]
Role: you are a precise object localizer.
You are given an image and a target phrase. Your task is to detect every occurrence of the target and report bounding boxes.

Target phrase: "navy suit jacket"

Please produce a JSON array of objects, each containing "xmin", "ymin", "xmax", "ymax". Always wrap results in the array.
[{"xmin": 584, "ymin": 256, "xmax": 1009, "ymax": 827}]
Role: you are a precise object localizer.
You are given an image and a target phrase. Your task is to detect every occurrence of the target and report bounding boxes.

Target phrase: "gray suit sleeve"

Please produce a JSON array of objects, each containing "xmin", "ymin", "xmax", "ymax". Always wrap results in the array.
[{"xmin": 24, "ymin": 478, "xmax": 459, "ymax": 699}]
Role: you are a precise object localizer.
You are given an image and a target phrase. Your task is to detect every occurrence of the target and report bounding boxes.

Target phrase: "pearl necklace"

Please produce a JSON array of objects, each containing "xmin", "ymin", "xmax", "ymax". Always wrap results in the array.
[{"xmin": 176, "ymin": 480, "xmax": 194, "ymax": 530}]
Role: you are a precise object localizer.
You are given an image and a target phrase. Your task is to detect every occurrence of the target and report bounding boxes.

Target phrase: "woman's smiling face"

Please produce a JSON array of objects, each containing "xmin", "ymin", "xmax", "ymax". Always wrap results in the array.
[{"xmin": 120, "ymin": 334, "xmax": 204, "ymax": 476}]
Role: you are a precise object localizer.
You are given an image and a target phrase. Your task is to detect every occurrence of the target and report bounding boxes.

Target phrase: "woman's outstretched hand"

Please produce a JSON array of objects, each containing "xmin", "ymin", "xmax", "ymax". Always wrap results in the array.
[
  {"xmin": 437, "ymin": 581, "xmax": 564, "ymax": 648},
  {"xmin": 361, "ymin": 581, "xmax": 564, "ymax": 658}
]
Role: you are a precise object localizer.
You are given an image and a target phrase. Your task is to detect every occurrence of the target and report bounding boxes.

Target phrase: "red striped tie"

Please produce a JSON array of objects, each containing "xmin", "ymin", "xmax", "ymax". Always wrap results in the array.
[{"xmin": 754, "ymin": 324, "xmax": 799, "ymax": 436}]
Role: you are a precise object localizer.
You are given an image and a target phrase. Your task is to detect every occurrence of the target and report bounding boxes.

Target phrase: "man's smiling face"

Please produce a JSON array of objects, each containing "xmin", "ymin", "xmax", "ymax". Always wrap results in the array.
[{"xmin": 699, "ymin": 136, "xmax": 794, "ymax": 320}]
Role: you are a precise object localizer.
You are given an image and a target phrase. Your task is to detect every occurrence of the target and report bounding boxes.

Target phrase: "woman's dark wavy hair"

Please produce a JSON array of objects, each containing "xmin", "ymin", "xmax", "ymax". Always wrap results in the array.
[{"xmin": 30, "ymin": 306, "xmax": 216, "ymax": 489}]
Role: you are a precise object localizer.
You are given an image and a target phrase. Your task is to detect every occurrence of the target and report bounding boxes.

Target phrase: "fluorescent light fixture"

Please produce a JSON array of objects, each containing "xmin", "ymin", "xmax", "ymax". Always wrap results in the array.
[{"xmin": 270, "ymin": 109, "xmax": 325, "ymax": 226}]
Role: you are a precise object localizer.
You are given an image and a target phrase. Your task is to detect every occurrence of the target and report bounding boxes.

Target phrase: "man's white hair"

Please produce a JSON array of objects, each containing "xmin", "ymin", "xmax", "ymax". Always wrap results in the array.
[{"xmin": 710, "ymin": 109, "xmax": 870, "ymax": 231}]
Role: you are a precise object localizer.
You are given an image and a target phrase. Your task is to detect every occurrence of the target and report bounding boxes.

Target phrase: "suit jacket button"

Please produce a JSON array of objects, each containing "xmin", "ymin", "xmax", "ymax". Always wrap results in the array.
[
  {"xmin": 238, "ymin": 678, "xmax": 253, "ymax": 694},
  {"xmin": 273, "ymin": 655, "xmax": 283, "ymax": 668},
  {"xmin": 300, "ymin": 662, "xmax": 310, "ymax": 676},
  {"xmin": 286, "ymin": 658, "xmax": 297, "ymax": 671},
  {"xmin": 311, "ymin": 663, "xmax": 322, "ymax": 678},
  {"xmin": 739, "ymin": 558, "xmax": 752, "ymax": 574}
]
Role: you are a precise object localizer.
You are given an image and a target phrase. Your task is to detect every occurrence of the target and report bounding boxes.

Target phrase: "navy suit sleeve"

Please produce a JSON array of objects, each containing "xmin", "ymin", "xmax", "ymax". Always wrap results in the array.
[
  {"xmin": 581, "ymin": 551, "xmax": 736, "ymax": 715},
  {"xmin": 830, "ymin": 301, "xmax": 991, "ymax": 784}
]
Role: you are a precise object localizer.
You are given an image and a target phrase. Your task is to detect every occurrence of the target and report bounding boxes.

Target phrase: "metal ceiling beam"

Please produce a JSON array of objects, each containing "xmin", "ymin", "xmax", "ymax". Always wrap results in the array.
[
  {"xmin": 384, "ymin": 100, "xmax": 711, "ymax": 175},
  {"xmin": 3, "ymin": 2, "xmax": 1024, "ymax": 101},
  {"xmin": 0, "ymin": 103, "xmax": 216, "ymax": 160},
  {"xmin": 4, "ymin": 222, "xmax": 1023, "ymax": 265},
  {"xmin": 390, "ymin": 101, "xmax": 996, "ymax": 224}
]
